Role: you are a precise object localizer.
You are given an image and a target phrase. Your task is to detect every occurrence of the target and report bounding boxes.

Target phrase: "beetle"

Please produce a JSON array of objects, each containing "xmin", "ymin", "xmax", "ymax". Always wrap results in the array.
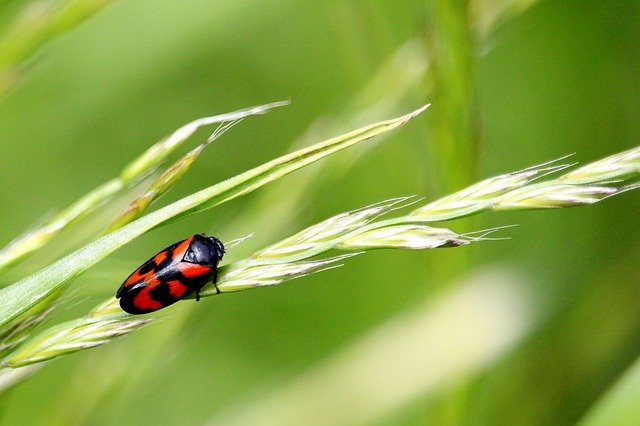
[{"xmin": 116, "ymin": 234, "xmax": 225, "ymax": 314}]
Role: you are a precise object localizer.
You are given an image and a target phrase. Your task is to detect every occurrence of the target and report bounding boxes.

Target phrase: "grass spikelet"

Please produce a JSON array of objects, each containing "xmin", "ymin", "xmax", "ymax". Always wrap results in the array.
[
  {"xmin": 108, "ymin": 119, "xmax": 244, "ymax": 231},
  {"xmin": 2, "ymin": 316, "xmax": 151, "ymax": 367}
]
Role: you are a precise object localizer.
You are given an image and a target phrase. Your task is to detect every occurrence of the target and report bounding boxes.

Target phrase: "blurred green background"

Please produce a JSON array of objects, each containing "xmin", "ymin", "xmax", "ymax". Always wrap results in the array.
[{"xmin": 0, "ymin": 0, "xmax": 639, "ymax": 424}]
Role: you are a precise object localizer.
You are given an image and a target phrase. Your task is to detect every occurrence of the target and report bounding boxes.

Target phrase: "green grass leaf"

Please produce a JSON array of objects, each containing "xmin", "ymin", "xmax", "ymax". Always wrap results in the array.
[{"xmin": 0, "ymin": 104, "xmax": 429, "ymax": 329}]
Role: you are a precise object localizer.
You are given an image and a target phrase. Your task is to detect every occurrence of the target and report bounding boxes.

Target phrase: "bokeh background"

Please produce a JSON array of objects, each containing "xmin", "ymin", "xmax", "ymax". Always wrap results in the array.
[{"xmin": 0, "ymin": 0, "xmax": 639, "ymax": 424}]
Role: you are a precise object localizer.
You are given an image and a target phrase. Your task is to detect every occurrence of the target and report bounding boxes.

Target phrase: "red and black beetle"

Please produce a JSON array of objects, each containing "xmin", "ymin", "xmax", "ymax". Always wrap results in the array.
[{"xmin": 116, "ymin": 234, "xmax": 225, "ymax": 314}]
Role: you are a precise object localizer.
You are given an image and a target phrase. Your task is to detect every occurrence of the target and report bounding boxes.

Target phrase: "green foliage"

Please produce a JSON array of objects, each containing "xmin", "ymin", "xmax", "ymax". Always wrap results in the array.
[
  {"xmin": 0, "ymin": 0, "xmax": 639, "ymax": 425},
  {"xmin": 0, "ymin": 104, "xmax": 429, "ymax": 367}
]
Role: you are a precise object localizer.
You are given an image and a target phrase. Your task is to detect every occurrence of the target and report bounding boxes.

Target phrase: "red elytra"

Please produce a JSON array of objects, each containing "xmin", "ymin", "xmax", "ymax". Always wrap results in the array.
[{"xmin": 116, "ymin": 234, "xmax": 225, "ymax": 314}]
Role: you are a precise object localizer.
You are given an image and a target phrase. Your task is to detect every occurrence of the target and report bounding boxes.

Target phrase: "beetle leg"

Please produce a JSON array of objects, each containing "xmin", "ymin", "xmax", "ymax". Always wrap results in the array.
[{"xmin": 212, "ymin": 268, "xmax": 221, "ymax": 294}]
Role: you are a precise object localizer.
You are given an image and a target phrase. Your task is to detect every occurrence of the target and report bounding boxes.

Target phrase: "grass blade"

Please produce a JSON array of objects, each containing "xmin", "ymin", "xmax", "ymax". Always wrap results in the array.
[{"xmin": 0, "ymin": 105, "xmax": 428, "ymax": 328}]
